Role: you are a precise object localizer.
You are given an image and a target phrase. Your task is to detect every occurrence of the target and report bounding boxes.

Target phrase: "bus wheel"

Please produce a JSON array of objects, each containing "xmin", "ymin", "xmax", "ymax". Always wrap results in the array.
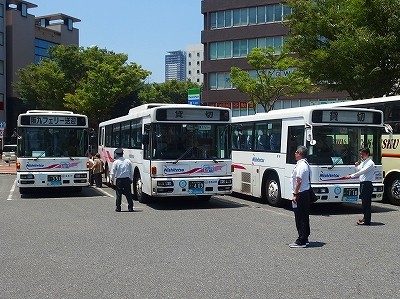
[
  {"xmin": 134, "ymin": 173, "xmax": 149, "ymax": 203},
  {"xmin": 387, "ymin": 177, "xmax": 400, "ymax": 206},
  {"xmin": 265, "ymin": 174, "xmax": 283, "ymax": 207}
]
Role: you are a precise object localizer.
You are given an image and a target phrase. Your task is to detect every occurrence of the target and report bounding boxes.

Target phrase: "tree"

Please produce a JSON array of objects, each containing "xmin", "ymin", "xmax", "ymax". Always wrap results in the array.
[
  {"xmin": 138, "ymin": 80, "xmax": 201, "ymax": 104},
  {"xmin": 286, "ymin": 0, "xmax": 400, "ymax": 100},
  {"xmin": 15, "ymin": 45, "xmax": 151, "ymax": 125},
  {"xmin": 230, "ymin": 47, "xmax": 313, "ymax": 112}
]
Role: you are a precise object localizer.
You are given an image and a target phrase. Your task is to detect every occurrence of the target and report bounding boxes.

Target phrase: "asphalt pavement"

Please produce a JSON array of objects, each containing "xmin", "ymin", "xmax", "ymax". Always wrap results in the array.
[{"xmin": 1, "ymin": 174, "xmax": 400, "ymax": 298}]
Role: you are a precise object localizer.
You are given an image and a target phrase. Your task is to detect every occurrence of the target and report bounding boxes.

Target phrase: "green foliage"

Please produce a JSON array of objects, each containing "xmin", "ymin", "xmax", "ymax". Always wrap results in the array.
[
  {"xmin": 230, "ymin": 47, "xmax": 313, "ymax": 112},
  {"xmin": 15, "ymin": 45, "xmax": 151, "ymax": 124},
  {"xmin": 138, "ymin": 80, "xmax": 202, "ymax": 104},
  {"xmin": 287, "ymin": 0, "xmax": 400, "ymax": 99}
]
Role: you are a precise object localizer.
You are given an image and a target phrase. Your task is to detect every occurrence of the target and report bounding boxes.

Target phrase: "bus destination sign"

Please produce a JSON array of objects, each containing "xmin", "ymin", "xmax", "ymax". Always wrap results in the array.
[
  {"xmin": 27, "ymin": 116, "xmax": 78, "ymax": 126},
  {"xmin": 313, "ymin": 110, "xmax": 381, "ymax": 124},
  {"xmin": 161, "ymin": 109, "xmax": 221, "ymax": 121}
]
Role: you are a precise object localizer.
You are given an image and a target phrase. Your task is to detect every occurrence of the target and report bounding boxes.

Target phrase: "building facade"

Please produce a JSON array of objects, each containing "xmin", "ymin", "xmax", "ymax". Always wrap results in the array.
[
  {"xmin": 2, "ymin": 0, "xmax": 80, "ymax": 144},
  {"xmin": 165, "ymin": 50, "xmax": 186, "ymax": 82},
  {"xmin": 186, "ymin": 44, "xmax": 203, "ymax": 84},
  {"xmin": 201, "ymin": 0, "xmax": 349, "ymax": 116}
]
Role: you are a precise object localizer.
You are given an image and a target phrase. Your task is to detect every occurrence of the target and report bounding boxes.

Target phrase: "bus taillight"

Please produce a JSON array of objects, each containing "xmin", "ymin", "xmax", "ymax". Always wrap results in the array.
[
  {"xmin": 16, "ymin": 162, "xmax": 21, "ymax": 169},
  {"xmin": 151, "ymin": 166, "xmax": 157, "ymax": 175}
]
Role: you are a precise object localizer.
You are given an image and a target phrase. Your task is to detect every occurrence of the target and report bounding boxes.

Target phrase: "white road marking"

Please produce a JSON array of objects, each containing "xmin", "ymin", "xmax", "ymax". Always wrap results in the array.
[{"xmin": 7, "ymin": 178, "xmax": 17, "ymax": 201}]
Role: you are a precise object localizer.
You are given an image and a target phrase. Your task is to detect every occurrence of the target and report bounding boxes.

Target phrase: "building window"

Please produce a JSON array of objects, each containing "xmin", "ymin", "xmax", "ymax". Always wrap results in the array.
[
  {"xmin": 210, "ymin": 4, "xmax": 291, "ymax": 29},
  {"xmin": 209, "ymin": 72, "xmax": 233, "ymax": 90},
  {"xmin": 0, "ymin": 32, "xmax": 3, "ymax": 46},
  {"xmin": 209, "ymin": 36, "xmax": 285, "ymax": 60},
  {"xmin": 0, "ymin": 60, "xmax": 4, "ymax": 75},
  {"xmin": 65, "ymin": 18, "xmax": 73, "ymax": 31},
  {"xmin": 19, "ymin": 3, "xmax": 27, "ymax": 17},
  {"xmin": 35, "ymin": 38, "xmax": 59, "ymax": 64},
  {"xmin": 0, "ymin": 4, "xmax": 4, "ymax": 18}
]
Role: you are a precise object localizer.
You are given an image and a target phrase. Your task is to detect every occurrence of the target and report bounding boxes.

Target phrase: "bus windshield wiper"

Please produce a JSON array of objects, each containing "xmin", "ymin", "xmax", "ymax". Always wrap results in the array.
[
  {"xmin": 173, "ymin": 147, "xmax": 193, "ymax": 164},
  {"xmin": 328, "ymin": 149, "xmax": 347, "ymax": 170},
  {"xmin": 34, "ymin": 151, "xmax": 46, "ymax": 161}
]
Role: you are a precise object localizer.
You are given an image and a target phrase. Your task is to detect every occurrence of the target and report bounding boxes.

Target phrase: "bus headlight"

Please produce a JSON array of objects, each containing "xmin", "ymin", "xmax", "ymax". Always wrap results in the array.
[{"xmin": 20, "ymin": 174, "xmax": 34, "ymax": 179}]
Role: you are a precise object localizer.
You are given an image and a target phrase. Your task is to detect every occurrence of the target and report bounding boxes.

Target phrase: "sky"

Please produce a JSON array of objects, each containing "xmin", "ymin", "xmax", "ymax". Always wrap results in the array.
[{"xmin": 30, "ymin": 0, "xmax": 203, "ymax": 83}]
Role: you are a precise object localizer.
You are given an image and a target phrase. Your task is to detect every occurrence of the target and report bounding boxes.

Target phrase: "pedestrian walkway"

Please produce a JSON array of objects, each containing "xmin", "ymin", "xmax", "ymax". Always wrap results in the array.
[{"xmin": 0, "ymin": 161, "xmax": 16, "ymax": 174}]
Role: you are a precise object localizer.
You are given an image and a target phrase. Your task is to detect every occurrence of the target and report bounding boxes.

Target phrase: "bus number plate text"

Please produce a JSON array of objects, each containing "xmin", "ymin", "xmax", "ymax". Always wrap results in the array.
[
  {"xmin": 48, "ymin": 175, "xmax": 62, "ymax": 186},
  {"xmin": 343, "ymin": 188, "xmax": 358, "ymax": 201},
  {"xmin": 189, "ymin": 181, "xmax": 204, "ymax": 194}
]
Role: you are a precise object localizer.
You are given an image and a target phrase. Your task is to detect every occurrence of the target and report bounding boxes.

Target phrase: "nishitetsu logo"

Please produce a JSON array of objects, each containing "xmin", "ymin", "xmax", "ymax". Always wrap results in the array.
[{"xmin": 26, "ymin": 162, "xmax": 80, "ymax": 170}]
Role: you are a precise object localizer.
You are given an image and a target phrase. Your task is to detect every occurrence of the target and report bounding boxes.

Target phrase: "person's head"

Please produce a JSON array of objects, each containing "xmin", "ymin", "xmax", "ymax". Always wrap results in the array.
[
  {"xmin": 359, "ymin": 147, "xmax": 370, "ymax": 160},
  {"xmin": 295, "ymin": 145, "xmax": 308, "ymax": 160},
  {"xmin": 95, "ymin": 153, "xmax": 100, "ymax": 158},
  {"xmin": 115, "ymin": 147, "xmax": 123, "ymax": 156}
]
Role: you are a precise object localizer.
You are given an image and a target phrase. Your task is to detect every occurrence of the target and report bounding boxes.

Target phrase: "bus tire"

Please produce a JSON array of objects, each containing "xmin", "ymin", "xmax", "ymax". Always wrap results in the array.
[
  {"xmin": 386, "ymin": 176, "xmax": 400, "ymax": 206},
  {"xmin": 265, "ymin": 174, "xmax": 284, "ymax": 207},
  {"xmin": 134, "ymin": 173, "xmax": 149, "ymax": 203}
]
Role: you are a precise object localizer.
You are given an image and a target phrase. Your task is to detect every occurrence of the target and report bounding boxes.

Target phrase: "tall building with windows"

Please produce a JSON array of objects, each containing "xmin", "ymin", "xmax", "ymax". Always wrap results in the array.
[
  {"xmin": 2, "ymin": 0, "xmax": 80, "ymax": 143},
  {"xmin": 201, "ymin": 0, "xmax": 349, "ymax": 116},
  {"xmin": 186, "ymin": 44, "xmax": 203, "ymax": 84},
  {"xmin": 165, "ymin": 50, "xmax": 186, "ymax": 82}
]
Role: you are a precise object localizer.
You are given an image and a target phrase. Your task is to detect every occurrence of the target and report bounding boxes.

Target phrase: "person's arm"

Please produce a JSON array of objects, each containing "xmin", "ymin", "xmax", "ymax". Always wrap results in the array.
[{"xmin": 292, "ymin": 176, "xmax": 302, "ymax": 203}]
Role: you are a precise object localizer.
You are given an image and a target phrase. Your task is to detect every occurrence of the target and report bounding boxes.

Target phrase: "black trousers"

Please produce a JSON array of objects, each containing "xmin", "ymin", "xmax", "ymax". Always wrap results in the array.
[
  {"xmin": 360, "ymin": 181, "xmax": 373, "ymax": 224},
  {"xmin": 115, "ymin": 178, "xmax": 133, "ymax": 210},
  {"xmin": 294, "ymin": 189, "xmax": 311, "ymax": 244}
]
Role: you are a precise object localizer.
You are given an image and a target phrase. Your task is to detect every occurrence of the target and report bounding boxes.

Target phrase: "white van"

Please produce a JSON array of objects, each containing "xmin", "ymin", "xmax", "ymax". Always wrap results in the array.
[{"xmin": 1, "ymin": 144, "xmax": 17, "ymax": 162}]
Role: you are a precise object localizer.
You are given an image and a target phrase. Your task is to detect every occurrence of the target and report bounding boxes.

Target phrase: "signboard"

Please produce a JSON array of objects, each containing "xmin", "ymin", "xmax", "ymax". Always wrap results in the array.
[{"xmin": 188, "ymin": 88, "xmax": 201, "ymax": 106}]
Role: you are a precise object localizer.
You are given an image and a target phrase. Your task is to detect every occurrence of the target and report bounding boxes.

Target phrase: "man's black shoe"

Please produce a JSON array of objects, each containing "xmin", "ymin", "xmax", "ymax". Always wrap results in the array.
[{"xmin": 115, "ymin": 208, "xmax": 121, "ymax": 212}]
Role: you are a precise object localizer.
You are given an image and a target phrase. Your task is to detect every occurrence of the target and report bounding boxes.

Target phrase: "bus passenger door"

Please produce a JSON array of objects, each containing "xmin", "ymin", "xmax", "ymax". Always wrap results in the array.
[{"xmin": 283, "ymin": 125, "xmax": 305, "ymax": 199}]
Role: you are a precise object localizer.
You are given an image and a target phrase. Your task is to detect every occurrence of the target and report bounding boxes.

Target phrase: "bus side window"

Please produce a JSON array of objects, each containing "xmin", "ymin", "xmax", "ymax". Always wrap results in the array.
[{"xmin": 286, "ymin": 126, "xmax": 305, "ymax": 164}]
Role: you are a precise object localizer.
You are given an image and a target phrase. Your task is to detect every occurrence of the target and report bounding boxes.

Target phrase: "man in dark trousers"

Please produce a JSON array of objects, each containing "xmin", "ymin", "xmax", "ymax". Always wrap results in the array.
[
  {"xmin": 111, "ymin": 148, "xmax": 134, "ymax": 212},
  {"xmin": 345, "ymin": 147, "xmax": 375, "ymax": 225},
  {"xmin": 290, "ymin": 145, "xmax": 311, "ymax": 248}
]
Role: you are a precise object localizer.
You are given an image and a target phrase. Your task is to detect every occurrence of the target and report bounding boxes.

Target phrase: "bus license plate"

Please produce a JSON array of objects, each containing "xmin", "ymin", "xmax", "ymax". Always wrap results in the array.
[
  {"xmin": 189, "ymin": 181, "xmax": 204, "ymax": 194},
  {"xmin": 48, "ymin": 175, "xmax": 62, "ymax": 186},
  {"xmin": 343, "ymin": 188, "xmax": 358, "ymax": 201}
]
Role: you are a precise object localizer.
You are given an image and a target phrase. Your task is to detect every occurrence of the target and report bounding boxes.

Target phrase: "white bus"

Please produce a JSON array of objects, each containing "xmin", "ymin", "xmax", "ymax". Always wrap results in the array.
[
  {"xmin": 98, "ymin": 104, "xmax": 232, "ymax": 203},
  {"xmin": 323, "ymin": 95, "xmax": 400, "ymax": 205},
  {"xmin": 232, "ymin": 106, "xmax": 384, "ymax": 207},
  {"xmin": 16, "ymin": 110, "xmax": 91, "ymax": 194}
]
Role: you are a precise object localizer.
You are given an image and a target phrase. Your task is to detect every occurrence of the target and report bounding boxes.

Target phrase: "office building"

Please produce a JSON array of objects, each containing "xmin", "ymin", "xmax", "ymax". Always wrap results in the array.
[
  {"xmin": 1, "ymin": 0, "xmax": 80, "ymax": 143},
  {"xmin": 186, "ymin": 44, "xmax": 203, "ymax": 84},
  {"xmin": 165, "ymin": 50, "xmax": 186, "ymax": 82},
  {"xmin": 201, "ymin": 0, "xmax": 349, "ymax": 116}
]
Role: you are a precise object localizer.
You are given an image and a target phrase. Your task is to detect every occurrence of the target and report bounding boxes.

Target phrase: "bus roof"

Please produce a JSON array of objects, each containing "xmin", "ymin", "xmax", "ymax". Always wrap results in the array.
[
  {"xmin": 314, "ymin": 95, "xmax": 400, "ymax": 109},
  {"xmin": 100, "ymin": 104, "xmax": 231, "ymax": 126},
  {"xmin": 232, "ymin": 105, "xmax": 382, "ymax": 123}
]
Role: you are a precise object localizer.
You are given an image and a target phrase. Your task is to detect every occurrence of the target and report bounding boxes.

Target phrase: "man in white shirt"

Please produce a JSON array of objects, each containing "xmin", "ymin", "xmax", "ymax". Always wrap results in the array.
[
  {"xmin": 289, "ymin": 145, "xmax": 311, "ymax": 248},
  {"xmin": 111, "ymin": 148, "xmax": 134, "ymax": 212},
  {"xmin": 345, "ymin": 147, "xmax": 375, "ymax": 225}
]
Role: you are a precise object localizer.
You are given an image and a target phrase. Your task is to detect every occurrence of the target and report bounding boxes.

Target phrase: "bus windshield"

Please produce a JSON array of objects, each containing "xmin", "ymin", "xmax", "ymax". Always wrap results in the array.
[
  {"xmin": 151, "ymin": 123, "xmax": 230, "ymax": 160},
  {"xmin": 308, "ymin": 126, "xmax": 382, "ymax": 165},
  {"xmin": 18, "ymin": 127, "xmax": 88, "ymax": 158}
]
